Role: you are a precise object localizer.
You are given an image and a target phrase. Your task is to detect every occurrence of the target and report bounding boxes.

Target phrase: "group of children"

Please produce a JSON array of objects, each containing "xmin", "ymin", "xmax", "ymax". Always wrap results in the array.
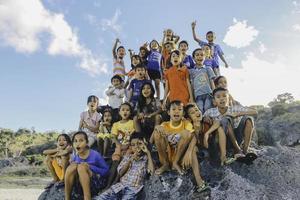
[{"xmin": 43, "ymin": 21, "xmax": 258, "ymax": 200}]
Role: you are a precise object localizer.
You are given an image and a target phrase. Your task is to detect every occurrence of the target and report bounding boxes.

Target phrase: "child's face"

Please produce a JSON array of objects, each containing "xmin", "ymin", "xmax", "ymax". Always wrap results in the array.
[
  {"xmin": 214, "ymin": 91, "xmax": 229, "ymax": 108},
  {"xmin": 206, "ymin": 33, "xmax": 215, "ymax": 43},
  {"xmin": 150, "ymin": 41, "xmax": 159, "ymax": 50},
  {"xmin": 117, "ymin": 47, "xmax": 126, "ymax": 58},
  {"xmin": 166, "ymin": 29, "xmax": 173, "ymax": 39},
  {"xmin": 169, "ymin": 104, "xmax": 184, "ymax": 123},
  {"xmin": 132, "ymin": 56, "xmax": 140, "ymax": 66},
  {"xmin": 57, "ymin": 136, "xmax": 68, "ymax": 149},
  {"xmin": 194, "ymin": 50, "xmax": 205, "ymax": 64},
  {"xmin": 103, "ymin": 112, "xmax": 112, "ymax": 123},
  {"xmin": 73, "ymin": 134, "xmax": 88, "ymax": 153},
  {"xmin": 130, "ymin": 138, "xmax": 143, "ymax": 155},
  {"xmin": 217, "ymin": 77, "xmax": 227, "ymax": 89},
  {"xmin": 165, "ymin": 43, "xmax": 173, "ymax": 52},
  {"xmin": 203, "ymin": 46, "xmax": 211, "ymax": 57},
  {"xmin": 112, "ymin": 78, "xmax": 121, "ymax": 88},
  {"xmin": 139, "ymin": 49, "xmax": 146, "ymax": 57},
  {"xmin": 142, "ymin": 84, "xmax": 152, "ymax": 98},
  {"xmin": 119, "ymin": 104, "xmax": 131, "ymax": 120},
  {"xmin": 88, "ymin": 98, "xmax": 98, "ymax": 111},
  {"xmin": 170, "ymin": 53, "xmax": 181, "ymax": 66},
  {"xmin": 135, "ymin": 67, "xmax": 146, "ymax": 79},
  {"xmin": 179, "ymin": 43, "xmax": 188, "ymax": 53},
  {"xmin": 187, "ymin": 106, "xmax": 202, "ymax": 123}
]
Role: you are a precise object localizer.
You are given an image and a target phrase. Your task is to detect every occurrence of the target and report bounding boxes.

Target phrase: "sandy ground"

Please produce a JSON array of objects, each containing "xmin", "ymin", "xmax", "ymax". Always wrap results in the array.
[{"xmin": 0, "ymin": 188, "xmax": 43, "ymax": 200}]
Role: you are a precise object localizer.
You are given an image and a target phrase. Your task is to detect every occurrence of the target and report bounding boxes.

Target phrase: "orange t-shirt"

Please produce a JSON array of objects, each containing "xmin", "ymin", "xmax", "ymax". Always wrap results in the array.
[{"xmin": 165, "ymin": 66, "xmax": 190, "ymax": 105}]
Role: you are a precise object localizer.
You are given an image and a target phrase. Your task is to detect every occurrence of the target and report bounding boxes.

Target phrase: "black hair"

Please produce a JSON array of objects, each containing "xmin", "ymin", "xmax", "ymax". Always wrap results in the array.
[
  {"xmin": 178, "ymin": 40, "xmax": 189, "ymax": 47},
  {"xmin": 101, "ymin": 108, "xmax": 113, "ymax": 121},
  {"xmin": 184, "ymin": 104, "xmax": 196, "ymax": 119},
  {"xmin": 167, "ymin": 100, "xmax": 183, "ymax": 111},
  {"xmin": 129, "ymin": 131, "xmax": 144, "ymax": 142},
  {"xmin": 111, "ymin": 75, "xmax": 123, "ymax": 83},
  {"xmin": 192, "ymin": 48, "xmax": 203, "ymax": 58},
  {"xmin": 206, "ymin": 31, "xmax": 215, "ymax": 36},
  {"xmin": 164, "ymin": 41, "xmax": 173, "ymax": 46},
  {"xmin": 214, "ymin": 76, "xmax": 226, "ymax": 87},
  {"xmin": 131, "ymin": 55, "xmax": 141, "ymax": 69},
  {"xmin": 150, "ymin": 40, "xmax": 159, "ymax": 49},
  {"xmin": 169, "ymin": 50, "xmax": 184, "ymax": 67},
  {"xmin": 134, "ymin": 63, "xmax": 146, "ymax": 71},
  {"xmin": 57, "ymin": 133, "xmax": 72, "ymax": 145},
  {"xmin": 118, "ymin": 102, "xmax": 133, "ymax": 118},
  {"xmin": 212, "ymin": 87, "xmax": 228, "ymax": 97},
  {"xmin": 117, "ymin": 46, "xmax": 125, "ymax": 52},
  {"xmin": 72, "ymin": 131, "xmax": 89, "ymax": 144},
  {"xmin": 137, "ymin": 82, "xmax": 155, "ymax": 112},
  {"xmin": 87, "ymin": 95, "xmax": 98, "ymax": 104}
]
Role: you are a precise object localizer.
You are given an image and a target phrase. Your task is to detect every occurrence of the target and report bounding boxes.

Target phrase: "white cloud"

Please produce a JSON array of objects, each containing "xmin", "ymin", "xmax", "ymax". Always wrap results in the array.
[
  {"xmin": 222, "ymin": 52, "xmax": 300, "ymax": 106},
  {"xmin": 101, "ymin": 9, "xmax": 122, "ymax": 34},
  {"xmin": 0, "ymin": 0, "xmax": 107, "ymax": 75},
  {"xmin": 293, "ymin": 24, "xmax": 300, "ymax": 32},
  {"xmin": 223, "ymin": 18, "xmax": 259, "ymax": 48},
  {"xmin": 258, "ymin": 42, "xmax": 267, "ymax": 53},
  {"xmin": 292, "ymin": 1, "xmax": 300, "ymax": 13}
]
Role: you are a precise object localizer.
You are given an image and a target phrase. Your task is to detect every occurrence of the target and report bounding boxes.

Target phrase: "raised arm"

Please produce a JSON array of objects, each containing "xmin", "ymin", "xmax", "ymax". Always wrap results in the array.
[
  {"xmin": 112, "ymin": 38, "xmax": 120, "ymax": 59},
  {"xmin": 191, "ymin": 21, "xmax": 201, "ymax": 43},
  {"xmin": 219, "ymin": 54, "xmax": 229, "ymax": 68}
]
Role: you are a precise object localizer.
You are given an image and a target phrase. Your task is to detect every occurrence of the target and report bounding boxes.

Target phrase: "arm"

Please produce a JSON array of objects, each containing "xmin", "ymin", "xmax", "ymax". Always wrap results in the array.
[
  {"xmin": 237, "ymin": 109, "xmax": 258, "ymax": 117},
  {"xmin": 173, "ymin": 34, "xmax": 180, "ymax": 44},
  {"xmin": 186, "ymin": 76, "xmax": 194, "ymax": 103},
  {"xmin": 146, "ymin": 151, "xmax": 155, "ymax": 175},
  {"xmin": 219, "ymin": 54, "xmax": 229, "ymax": 68},
  {"xmin": 92, "ymin": 153, "xmax": 109, "ymax": 176},
  {"xmin": 162, "ymin": 80, "xmax": 169, "ymax": 110},
  {"xmin": 105, "ymin": 86, "xmax": 115, "ymax": 96},
  {"xmin": 43, "ymin": 148, "xmax": 58, "ymax": 155},
  {"xmin": 112, "ymin": 38, "xmax": 120, "ymax": 59},
  {"xmin": 191, "ymin": 21, "xmax": 201, "ymax": 43},
  {"xmin": 118, "ymin": 155, "xmax": 132, "ymax": 177},
  {"xmin": 210, "ymin": 79, "xmax": 215, "ymax": 91}
]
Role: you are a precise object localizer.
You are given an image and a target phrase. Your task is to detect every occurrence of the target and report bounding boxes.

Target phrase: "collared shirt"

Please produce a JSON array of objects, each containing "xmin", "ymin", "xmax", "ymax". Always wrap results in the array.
[
  {"xmin": 80, "ymin": 111, "xmax": 101, "ymax": 134},
  {"xmin": 105, "ymin": 86, "xmax": 125, "ymax": 109},
  {"xmin": 198, "ymin": 41, "xmax": 224, "ymax": 66},
  {"xmin": 204, "ymin": 105, "xmax": 249, "ymax": 128},
  {"xmin": 111, "ymin": 155, "xmax": 147, "ymax": 194},
  {"xmin": 113, "ymin": 57, "xmax": 126, "ymax": 80}
]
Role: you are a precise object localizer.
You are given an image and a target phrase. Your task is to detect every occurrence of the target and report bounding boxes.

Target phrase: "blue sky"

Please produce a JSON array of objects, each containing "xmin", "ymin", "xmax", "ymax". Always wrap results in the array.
[{"xmin": 1, "ymin": 0, "xmax": 300, "ymax": 132}]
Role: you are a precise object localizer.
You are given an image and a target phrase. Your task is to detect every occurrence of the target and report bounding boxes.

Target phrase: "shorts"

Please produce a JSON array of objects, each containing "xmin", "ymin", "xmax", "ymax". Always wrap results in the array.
[
  {"xmin": 147, "ymin": 69, "xmax": 161, "ymax": 80},
  {"xmin": 167, "ymin": 134, "xmax": 181, "ymax": 146}
]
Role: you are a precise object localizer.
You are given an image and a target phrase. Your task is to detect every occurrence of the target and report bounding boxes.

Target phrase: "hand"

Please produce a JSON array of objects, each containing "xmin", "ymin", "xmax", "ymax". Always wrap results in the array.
[
  {"xmin": 189, "ymin": 98, "xmax": 195, "ymax": 104},
  {"xmin": 145, "ymin": 113, "xmax": 153, "ymax": 118},
  {"xmin": 181, "ymin": 148, "xmax": 193, "ymax": 169},
  {"xmin": 162, "ymin": 101, "xmax": 167, "ymax": 111},
  {"xmin": 155, "ymin": 125, "xmax": 166, "ymax": 137},
  {"xmin": 203, "ymin": 132, "xmax": 209, "ymax": 149},
  {"xmin": 203, "ymin": 117, "xmax": 213, "ymax": 125},
  {"xmin": 138, "ymin": 113, "xmax": 145, "ymax": 120},
  {"xmin": 82, "ymin": 120, "xmax": 88, "ymax": 128},
  {"xmin": 116, "ymin": 38, "xmax": 120, "ymax": 43},
  {"xmin": 139, "ymin": 141, "xmax": 149, "ymax": 153},
  {"xmin": 225, "ymin": 63, "xmax": 229, "ymax": 68},
  {"xmin": 163, "ymin": 30, "xmax": 167, "ymax": 36},
  {"xmin": 143, "ymin": 42, "xmax": 149, "ymax": 47},
  {"xmin": 102, "ymin": 121, "xmax": 111, "ymax": 126},
  {"xmin": 191, "ymin": 21, "xmax": 197, "ymax": 29},
  {"xmin": 226, "ymin": 113, "xmax": 238, "ymax": 118}
]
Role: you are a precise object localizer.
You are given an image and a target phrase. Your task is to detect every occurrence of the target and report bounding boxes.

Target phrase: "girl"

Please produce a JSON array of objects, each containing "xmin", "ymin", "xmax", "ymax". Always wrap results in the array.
[
  {"xmin": 134, "ymin": 82, "xmax": 162, "ymax": 141},
  {"xmin": 79, "ymin": 95, "xmax": 101, "ymax": 148},
  {"xmin": 124, "ymin": 55, "xmax": 141, "ymax": 89},
  {"xmin": 163, "ymin": 50, "xmax": 194, "ymax": 109},
  {"xmin": 214, "ymin": 76, "xmax": 241, "ymax": 106},
  {"xmin": 178, "ymin": 40, "xmax": 195, "ymax": 70},
  {"xmin": 43, "ymin": 134, "xmax": 72, "ymax": 189},
  {"xmin": 65, "ymin": 131, "xmax": 109, "ymax": 200},
  {"xmin": 139, "ymin": 45, "xmax": 149, "ymax": 67},
  {"xmin": 97, "ymin": 108, "xmax": 113, "ymax": 158}
]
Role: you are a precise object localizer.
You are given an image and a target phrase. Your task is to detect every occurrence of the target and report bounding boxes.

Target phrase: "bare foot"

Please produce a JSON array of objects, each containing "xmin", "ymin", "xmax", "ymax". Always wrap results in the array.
[
  {"xmin": 172, "ymin": 163, "xmax": 184, "ymax": 175},
  {"xmin": 155, "ymin": 164, "xmax": 170, "ymax": 175}
]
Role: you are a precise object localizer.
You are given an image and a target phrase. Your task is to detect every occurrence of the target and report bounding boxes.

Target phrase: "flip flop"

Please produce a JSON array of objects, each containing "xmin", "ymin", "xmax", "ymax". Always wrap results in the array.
[
  {"xmin": 196, "ymin": 182, "xmax": 210, "ymax": 193},
  {"xmin": 236, "ymin": 152, "xmax": 257, "ymax": 165},
  {"xmin": 223, "ymin": 157, "xmax": 236, "ymax": 165}
]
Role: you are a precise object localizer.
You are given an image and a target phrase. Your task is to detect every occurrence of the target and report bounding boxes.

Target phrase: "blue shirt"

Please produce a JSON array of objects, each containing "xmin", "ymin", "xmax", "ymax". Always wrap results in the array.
[
  {"xmin": 129, "ymin": 79, "xmax": 152, "ymax": 105},
  {"xmin": 72, "ymin": 149, "xmax": 109, "ymax": 176},
  {"xmin": 199, "ymin": 41, "xmax": 224, "ymax": 66},
  {"xmin": 204, "ymin": 58, "xmax": 218, "ymax": 69},
  {"xmin": 182, "ymin": 55, "xmax": 195, "ymax": 69},
  {"xmin": 147, "ymin": 50, "xmax": 161, "ymax": 71},
  {"xmin": 189, "ymin": 65, "xmax": 216, "ymax": 97}
]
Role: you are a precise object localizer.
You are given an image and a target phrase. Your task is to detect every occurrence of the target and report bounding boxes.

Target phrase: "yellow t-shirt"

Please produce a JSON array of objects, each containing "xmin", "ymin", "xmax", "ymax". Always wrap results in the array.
[
  {"xmin": 161, "ymin": 119, "xmax": 194, "ymax": 135},
  {"xmin": 111, "ymin": 120, "xmax": 135, "ymax": 145}
]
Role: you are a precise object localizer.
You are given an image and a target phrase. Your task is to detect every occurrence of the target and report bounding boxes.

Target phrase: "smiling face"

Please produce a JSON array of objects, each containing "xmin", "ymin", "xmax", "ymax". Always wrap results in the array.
[
  {"xmin": 119, "ymin": 104, "xmax": 131, "ymax": 120},
  {"xmin": 179, "ymin": 42, "xmax": 188, "ymax": 54},
  {"xmin": 150, "ymin": 40, "xmax": 159, "ymax": 50},
  {"xmin": 103, "ymin": 111, "xmax": 112, "ymax": 123},
  {"xmin": 117, "ymin": 47, "xmax": 126, "ymax": 58},
  {"xmin": 193, "ymin": 49, "xmax": 205, "ymax": 64},
  {"xmin": 217, "ymin": 77, "xmax": 227, "ymax": 89},
  {"xmin": 135, "ymin": 67, "xmax": 146, "ymax": 79},
  {"xmin": 187, "ymin": 106, "xmax": 202, "ymax": 124},
  {"xmin": 203, "ymin": 45, "xmax": 211, "ymax": 57},
  {"xmin": 88, "ymin": 97, "xmax": 98, "ymax": 112},
  {"xmin": 57, "ymin": 135, "xmax": 68, "ymax": 149},
  {"xmin": 169, "ymin": 103, "xmax": 184, "ymax": 123},
  {"xmin": 206, "ymin": 32, "xmax": 215, "ymax": 43},
  {"xmin": 142, "ymin": 84, "xmax": 153, "ymax": 98},
  {"xmin": 170, "ymin": 52, "xmax": 181, "ymax": 66},
  {"xmin": 214, "ymin": 90, "xmax": 229, "ymax": 109},
  {"xmin": 73, "ymin": 133, "xmax": 88, "ymax": 153}
]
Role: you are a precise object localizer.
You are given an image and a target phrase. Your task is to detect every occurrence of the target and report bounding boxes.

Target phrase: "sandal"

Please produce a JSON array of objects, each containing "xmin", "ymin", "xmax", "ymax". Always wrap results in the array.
[
  {"xmin": 221, "ymin": 157, "xmax": 236, "ymax": 166},
  {"xmin": 196, "ymin": 182, "xmax": 209, "ymax": 193}
]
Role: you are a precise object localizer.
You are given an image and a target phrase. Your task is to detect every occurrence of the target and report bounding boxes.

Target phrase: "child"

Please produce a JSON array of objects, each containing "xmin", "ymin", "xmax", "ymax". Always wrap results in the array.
[
  {"xmin": 190, "ymin": 48, "xmax": 216, "ymax": 113},
  {"xmin": 203, "ymin": 44, "xmax": 218, "ymax": 74},
  {"xmin": 106, "ymin": 102, "xmax": 136, "ymax": 188},
  {"xmin": 161, "ymin": 41, "xmax": 175, "ymax": 73},
  {"xmin": 128, "ymin": 64, "xmax": 151, "ymax": 108},
  {"xmin": 125, "ymin": 55, "xmax": 142, "ymax": 89},
  {"xmin": 79, "ymin": 95, "xmax": 101, "ymax": 147},
  {"xmin": 97, "ymin": 108, "xmax": 113, "ymax": 158},
  {"xmin": 204, "ymin": 88, "xmax": 258, "ymax": 157},
  {"xmin": 43, "ymin": 134, "xmax": 72, "ymax": 189},
  {"xmin": 191, "ymin": 21, "xmax": 229, "ymax": 75},
  {"xmin": 106, "ymin": 75, "xmax": 125, "ymax": 122},
  {"xmin": 163, "ymin": 50, "xmax": 194, "ymax": 109},
  {"xmin": 147, "ymin": 39, "xmax": 162, "ymax": 100},
  {"xmin": 139, "ymin": 45, "xmax": 149, "ymax": 67},
  {"xmin": 134, "ymin": 82, "xmax": 162, "ymax": 141},
  {"xmin": 152, "ymin": 100, "xmax": 194, "ymax": 175},
  {"xmin": 162, "ymin": 28, "xmax": 180, "ymax": 49},
  {"xmin": 214, "ymin": 76, "xmax": 240, "ymax": 106},
  {"xmin": 178, "ymin": 40, "xmax": 195, "ymax": 70},
  {"xmin": 94, "ymin": 132, "xmax": 155, "ymax": 200},
  {"xmin": 65, "ymin": 131, "xmax": 109, "ymax": 200},
  {"xmin": 112, "ymin": 38, "xmax": 126, "ymax": 80}
]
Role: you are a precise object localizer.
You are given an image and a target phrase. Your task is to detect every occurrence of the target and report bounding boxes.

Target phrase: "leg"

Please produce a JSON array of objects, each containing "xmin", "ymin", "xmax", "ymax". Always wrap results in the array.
[
  {"xmin": 204, "ymin": 95, "xmax": 213, "ymax": 113},
  {"xmin": 153, "ymin": 130, "xmax": 170, "ymax": 174},
  {"xmin": 94, "ymin": 188, "xmax": 118, "ymax": 200},
  {"xmin": 103, "ymin": 138, "xmax": 110, "ymax": 157},
  {"xmin": 105, "ymin": 160, "xmax": 120, "ymax": 188},
  {"xmin": 64, "ymin": 163, "xmax": 78, "ymax": 200},
  {"xmin": 122, "ymin": 187, "xmax": 137, "ymax": 200},
  {"xmin": 60, "ymin": 155, "xmax": 70, "ymax": 181},
  {"xmin": 242, "ymin": 119, "xmax": 254, "ymax": 154},
  {"xmin": 226, "ymin": 121, "xmax": 242, "ymax": 154},
  {"xmin": 45, "ymin": 155, "xmax": 59, "ymax": 182},
  {"xmin": 217, "ymin": 127, "xmax": 227, "ymax": 164},
  {"xmin": 196, "ymin": 96, "xmax": 205, "ymax": 114},
  {"xmin": 213, "ymin": 67, "xmax": 220, "ymax": 76},
  {"xmin": 154, "ymin": 78, "xmax": 161, "ymax": 100},
  {"xmin": 173, "ymin": 131, "xmax": 193, "ymax": 175},
  {"xmin": 191, "ymin": 147, "xmax": 205, "ymax": 187},
  {"xmin": 77, "ymin": 163, "xmax": 92, "ymax": 200}
]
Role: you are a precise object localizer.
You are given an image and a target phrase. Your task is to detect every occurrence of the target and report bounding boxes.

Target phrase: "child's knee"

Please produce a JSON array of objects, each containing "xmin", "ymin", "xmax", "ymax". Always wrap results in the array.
[
  {"xmin": 66, "ymin": 164, "xmax": 77, "ymax": 174},
  {"xmin": 245, "ymin": 119, "xmax": 253, "ymax": 128},
  {"xmin": 77, "ymin": 163, "xmax": 89, "ymax": 174}
]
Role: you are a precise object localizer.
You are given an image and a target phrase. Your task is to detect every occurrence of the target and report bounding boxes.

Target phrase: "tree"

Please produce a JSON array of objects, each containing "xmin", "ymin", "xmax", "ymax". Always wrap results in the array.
[{"xmin": 268, "ymin": 93, "xmax": 294, "ymax": 107}]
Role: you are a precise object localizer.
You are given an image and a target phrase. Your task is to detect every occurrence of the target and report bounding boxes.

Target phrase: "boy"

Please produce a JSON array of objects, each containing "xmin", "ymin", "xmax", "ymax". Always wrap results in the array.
[
  {"xmin": 105, "ymin": 75, "xmax": 125, "ymax": 121},
  {"xmin": 94, "ymin": 132, "xmax": 154, "ymax": 200},
  {"xmin": 178, "ymin": 40, "xmax": 195, "ymax": 69},
  {"xmin": 204, "ymin": 88, "xmax": 258, "ymax": 157},
  {"xmin": 128, "ymin": 64, "xmax": 151, "ymax": 108},
  {"xmin": 152, "ymin": 100, "xmax": 194, "ymax": 175},
  {"xmin": 112, "ymin": 38, "xmax": 126, "ymax": 80},
  {"xmin": 191, "ymin": 21, "xmax": 229, "ymax": 76},
  {"xmin": 190, "ymin": 48, "xmax": 216, "ymax": 113}
]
